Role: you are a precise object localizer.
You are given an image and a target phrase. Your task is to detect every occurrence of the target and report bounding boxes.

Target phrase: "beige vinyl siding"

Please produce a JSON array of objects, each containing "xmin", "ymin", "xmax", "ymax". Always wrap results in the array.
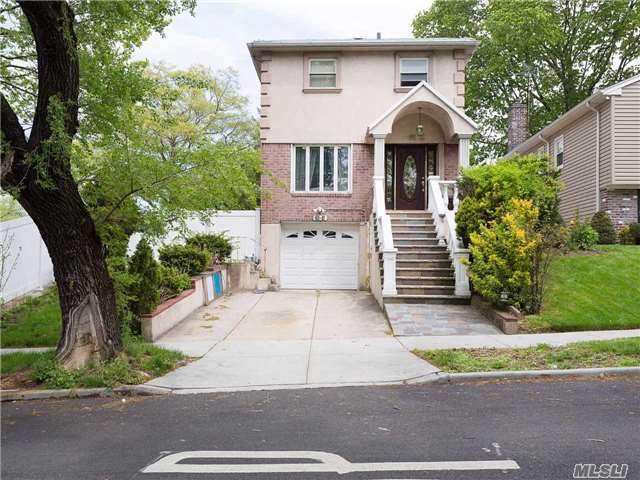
[
  {"xmin": 613, "ymin": 80, "xmax": 640, "ymax": 185},
  {"xmin": 548, "ymin": 111, "xmax": 598, "ymax": 221},
  {"xmin": 598, "ymin": 101, "xmax": 612, "ymax": 188}
]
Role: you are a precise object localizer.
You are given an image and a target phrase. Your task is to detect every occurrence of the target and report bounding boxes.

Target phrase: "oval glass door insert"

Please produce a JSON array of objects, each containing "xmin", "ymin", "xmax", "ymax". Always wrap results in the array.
[{"xmin": 403, "ymin": 155, "xmax": 417, "ymax": 199}]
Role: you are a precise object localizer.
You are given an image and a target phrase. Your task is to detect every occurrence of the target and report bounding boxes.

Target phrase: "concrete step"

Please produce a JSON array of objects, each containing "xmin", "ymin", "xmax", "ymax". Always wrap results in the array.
[
  {"xmin": 384, "ymin": 294, "xmax": 471, "ymax": 305},
  {"xmin": 395, "ymin": 267, "xmax": 453, "ymax": 275},
  {"xmin": 391, "ymin": 219, "xmax": 431, "ymax": 226},
  {"xmin": 396, "ymin": 276, "xmax": 455, "ymax": 286},
  {"xmin": 395, "ymin": 251, "xmax": 450, "ymax": 260},
  {"xmin": 396, "ymin": 244, "xmax": 447, "ymax": 251},
  {"xmin": 394, "ymin": 234, "xmax": 438, "ymax": 242},
  {"xmin": 388, "ymin": 210, "xmax": 432, "ymax": 217},
  {"xmin": 396, "ymin": 285, "xmax": 455, "ymax": 295},
  {"xmin": 392, "ymin": 228, "xmax": 437, "ymax": 235},
  {"xmin": 394, "ymin": 239, "xmax": 441, "ymax": 247},
  {"xmin": 396, "ymin": 259, "xmax": 452, "ymax": 269}
]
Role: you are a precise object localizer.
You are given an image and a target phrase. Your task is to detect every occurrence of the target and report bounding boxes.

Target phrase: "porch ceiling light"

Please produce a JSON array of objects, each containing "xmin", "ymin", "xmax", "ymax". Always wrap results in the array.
[{"xmin": 416, "ymin": 107, "xmax": 424, "ymax": 137}]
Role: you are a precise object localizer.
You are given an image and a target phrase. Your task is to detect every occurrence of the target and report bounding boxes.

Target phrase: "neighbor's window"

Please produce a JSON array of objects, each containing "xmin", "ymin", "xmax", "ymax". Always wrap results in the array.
[
  {"xmin": 399, "ymin": 58, "xmax": 428, "ymax": 87},
  {"xmin": 554, "ymin": 136, "xmax": 564, "ymax": 168},
  {"xmin": 309, "ymin": 59, "xmax": 337, "ymax": 88},
  {"xmin": 293, "ymin": 145, "xmax": 350, "ymax": 192}
]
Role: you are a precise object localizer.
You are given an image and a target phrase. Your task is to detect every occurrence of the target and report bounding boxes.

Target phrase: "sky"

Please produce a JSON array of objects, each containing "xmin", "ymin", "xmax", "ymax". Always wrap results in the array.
[{"xmin": 134, "ymin": 0, "xmax": 431, "ymax": 112}]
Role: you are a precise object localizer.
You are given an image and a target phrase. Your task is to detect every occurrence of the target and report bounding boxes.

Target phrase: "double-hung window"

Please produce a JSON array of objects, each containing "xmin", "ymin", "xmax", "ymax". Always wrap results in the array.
[
  {"xmin": 554, "ymin": 136, "xmax": 564, "ymax": 169},
  {"xmin": 399, "ymin": 58, "xmax": 428, "ymax": 87},
  {"xmin": 309, "ymin": 59, "xmax": 337, "ymax": 88},
  {"xmin": 293, "ymin": 145, "xmax": 350, "ymax": 192}
]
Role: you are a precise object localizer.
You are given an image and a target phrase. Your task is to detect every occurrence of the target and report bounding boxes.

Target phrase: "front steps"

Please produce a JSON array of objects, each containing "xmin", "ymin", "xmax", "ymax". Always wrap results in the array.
[{"xmin": 381, "ymin": 210, "xmax": 470, "ymax": 305}]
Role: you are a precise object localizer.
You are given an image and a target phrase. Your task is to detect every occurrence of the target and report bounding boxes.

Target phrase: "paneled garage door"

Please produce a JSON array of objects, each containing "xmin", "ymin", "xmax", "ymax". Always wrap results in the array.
[{"xmin": 280, "ymin": 224, "xmax": 358, "ymax": 289}]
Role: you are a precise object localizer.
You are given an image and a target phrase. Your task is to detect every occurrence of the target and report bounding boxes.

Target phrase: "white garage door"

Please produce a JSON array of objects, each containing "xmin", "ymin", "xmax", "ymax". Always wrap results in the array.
[{"xmin": 280, "ymin": 224, "xmax": 358, "ymax": 289}]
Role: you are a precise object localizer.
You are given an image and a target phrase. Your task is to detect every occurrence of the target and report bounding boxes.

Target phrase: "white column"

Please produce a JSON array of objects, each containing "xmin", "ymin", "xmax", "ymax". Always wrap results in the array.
[
  {"xmin": 373, "ymin": 134, "xmax": 386, "ymax": 178},
  {"xmin": 458, "ymin": 136, "xmax": 470, "ymax": 170}
]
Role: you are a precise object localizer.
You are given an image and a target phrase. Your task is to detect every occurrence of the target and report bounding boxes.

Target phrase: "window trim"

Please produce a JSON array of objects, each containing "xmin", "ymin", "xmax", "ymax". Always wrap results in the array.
[
  {"xmin": 303, "ymin": 53, "xmax": 342, "ymax": 93},
  {"xmin": 553, "ymin": 136, "xmax": 564, "ymax": 169},
  {"xmin": 308, "ymin": 58, "xmax": 337, "ymax": 88},
  {"xmin": 290, "ymin": 144, "xmax": 352, "ymax": 194},
  {"xmin": 395, "ymin": 52, "xmax": 431, "ymax": 92}
]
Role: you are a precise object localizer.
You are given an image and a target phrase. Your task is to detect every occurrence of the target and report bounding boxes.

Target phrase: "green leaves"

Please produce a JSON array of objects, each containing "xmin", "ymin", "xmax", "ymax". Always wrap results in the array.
[{"xmin": 413, "ymin": 0, "xmax": 640, "ymax": 161}]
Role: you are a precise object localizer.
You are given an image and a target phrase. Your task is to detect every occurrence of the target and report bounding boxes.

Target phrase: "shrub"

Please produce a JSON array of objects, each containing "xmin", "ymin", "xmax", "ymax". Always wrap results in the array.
[
  {"xmin": 158, "ymin": 265, "xmax": 192, "ymax": 302},
  {"xmin": 128, "ymin": 239, "xmax": 160, "ymax": 316},
  {"xmin": 618, "ymin": 223, "xmax": 638, "ymax": 245},
  {"xmin": 590, "ymin": 211, "xmax": 616, "ymax": 244},
  {"xmin": 186, "ymin": 233, "xmax": 234, "ymax": 262},
  {"xmin": 567, "ymin": 213, "xmax": 599, "ymax": 250},
  {"xmin": 159, "ymin": 244, "xmax": 211, "ymax": 275},
  {"xmin": 629, "ymin": 223, "xmax": 640, "ymax": 245},
  {"xmin": 456, "ymin": 154, "xmax": 562, "ymax": 245},
  {"xmin": 468, "ymin": 199, "xmax": 541, "ymax": 311}
]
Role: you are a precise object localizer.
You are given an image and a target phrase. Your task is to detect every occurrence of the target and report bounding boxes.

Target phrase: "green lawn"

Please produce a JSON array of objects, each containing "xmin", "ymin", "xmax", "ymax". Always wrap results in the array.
[
  {"xmin": 1, "ymin": 338, "xmax": 185, "ymax": 389},
  {"xmin": 525, "ymin": 245, "xmax": 640, "ymax": 332},
  {"xmin": 1, "ymin": 289, "xmax": 186, "ymax": 389},
  {"xmin": 1, "ymin": 288, "xmax": 61, "ymax": 347},
  {"xmin": 415, "ymin": 337, "xmax": 640, "ymax": 373}
]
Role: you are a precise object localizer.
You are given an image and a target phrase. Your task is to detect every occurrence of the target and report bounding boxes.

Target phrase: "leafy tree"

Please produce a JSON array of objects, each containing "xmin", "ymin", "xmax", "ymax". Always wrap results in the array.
[
  {"xmin": 76, "ymin": 65, "xmax": 261, "ymax": 244},
  {"xmin": 0, "ymin": 0, "xmax": 193, "ymax": 367},
  {"xmin": 413, "ymin": 0, "xmax": 640, "ymax": 161}
]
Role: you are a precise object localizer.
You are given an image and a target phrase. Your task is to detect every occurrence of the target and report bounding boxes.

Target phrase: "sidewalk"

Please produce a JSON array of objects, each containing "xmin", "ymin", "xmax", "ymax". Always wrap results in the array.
[{"xmin": 399, "ymin": 329, "xmax": 640, "ymax": 351}]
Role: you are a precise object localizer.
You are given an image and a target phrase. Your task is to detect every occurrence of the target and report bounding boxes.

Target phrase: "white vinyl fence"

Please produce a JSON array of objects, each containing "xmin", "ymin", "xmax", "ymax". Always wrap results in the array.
[
  {"xmin": 1, "ymin": 217, "xmax": 55, "ymax": 303},
  {"xmin": 0, "ymin": 209, "xmax": 260, "ymax": 304},
  {"xmin": 128, "ymin": 210, "xmax": 261, "ymax": 261}
]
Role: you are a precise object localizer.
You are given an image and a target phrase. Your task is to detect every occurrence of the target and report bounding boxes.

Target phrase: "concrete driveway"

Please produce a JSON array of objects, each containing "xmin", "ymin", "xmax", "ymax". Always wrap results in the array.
[{"xmin": 149, "ymin": 291, "xmax": 437, "ymax": 392}]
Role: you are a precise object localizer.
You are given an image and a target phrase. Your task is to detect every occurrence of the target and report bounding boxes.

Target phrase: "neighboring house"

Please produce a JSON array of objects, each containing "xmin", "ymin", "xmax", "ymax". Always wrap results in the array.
[
  {"xmin": 247, "ymin": 37, "xmax": 478, "ymax": 304},
  {"xmin": 506, "ymin": 74, "xmax": 640, "ymax": 230}
]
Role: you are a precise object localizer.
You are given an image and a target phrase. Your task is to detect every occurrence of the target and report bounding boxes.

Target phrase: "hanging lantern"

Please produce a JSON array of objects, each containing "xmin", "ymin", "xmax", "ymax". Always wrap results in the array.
[{"xmin": 416, "ymin": 106, "xmax": 424, "ymax": 136}]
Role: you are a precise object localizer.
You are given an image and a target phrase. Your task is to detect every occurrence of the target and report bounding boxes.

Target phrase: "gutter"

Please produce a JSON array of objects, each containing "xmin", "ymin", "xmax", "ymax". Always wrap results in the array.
[{"xmin": 586, "ymin": 100, "xmax": 600, "ymax": 211}]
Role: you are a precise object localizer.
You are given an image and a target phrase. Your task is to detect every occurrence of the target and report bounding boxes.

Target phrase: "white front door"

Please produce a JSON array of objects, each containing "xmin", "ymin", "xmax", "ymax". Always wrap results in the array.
[{"xmin": 280, "ymin": 224, "xmax": 358, "ymax": 290}]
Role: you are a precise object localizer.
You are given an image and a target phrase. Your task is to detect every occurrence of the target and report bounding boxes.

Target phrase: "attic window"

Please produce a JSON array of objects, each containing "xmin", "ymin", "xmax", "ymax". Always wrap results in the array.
[{"xmin": 400, "ymin": 58, "xmax": 428, "ymax": 87}]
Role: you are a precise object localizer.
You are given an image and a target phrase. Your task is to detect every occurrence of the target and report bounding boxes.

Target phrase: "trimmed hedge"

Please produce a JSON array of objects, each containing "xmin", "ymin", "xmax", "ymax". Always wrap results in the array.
[{"xmin": 159, "ymin": 244, "xmax": 211, "ymax": 276}]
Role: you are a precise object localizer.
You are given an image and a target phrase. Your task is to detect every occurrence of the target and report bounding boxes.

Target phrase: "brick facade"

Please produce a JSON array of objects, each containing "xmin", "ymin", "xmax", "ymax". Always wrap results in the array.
[
  {"xmin": 443, "ymin": 144, "xmax": 459, "ymax": 180},
  {"xmin": 600, "ymin": 189, "xmax": 640, "ymax": 231},
  {"xmin": 260, "ymin": 143, "xmax": 374, "ymax": 224}
]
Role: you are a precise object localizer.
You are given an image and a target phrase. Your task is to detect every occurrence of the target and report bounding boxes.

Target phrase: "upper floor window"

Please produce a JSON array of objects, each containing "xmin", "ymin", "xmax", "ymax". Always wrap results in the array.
[
  {"xmin": 309, "ymin": 59, "xmax": 337, "ymax": 88},
  {"xmin": 399, "ymin": 58, "xmax": 428, "ymax": 87},
  {"xmin": 553, "ymin": 136, "xmax": 564, "ymax": 169},
  {"xmin": 293, "ymin": 145, "xmax": 350, "ymax": 193}
]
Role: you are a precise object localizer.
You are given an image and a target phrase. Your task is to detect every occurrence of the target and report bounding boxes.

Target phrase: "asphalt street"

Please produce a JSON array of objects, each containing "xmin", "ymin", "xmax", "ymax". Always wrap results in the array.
[{"xmin": 2, "ymin": 377, "xmax": 639, "ymax": 480}]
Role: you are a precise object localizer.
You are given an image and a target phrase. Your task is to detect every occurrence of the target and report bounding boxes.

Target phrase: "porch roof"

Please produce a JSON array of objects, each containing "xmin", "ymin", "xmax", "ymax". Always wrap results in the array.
[{"xmin": 367, "ymin": 81, "xmax": 478, "ymax": 139}]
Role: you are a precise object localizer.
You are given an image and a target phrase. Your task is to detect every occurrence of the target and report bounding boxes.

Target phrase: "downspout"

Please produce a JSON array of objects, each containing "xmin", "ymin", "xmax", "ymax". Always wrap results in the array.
[
  {"xmin": 586, "ymin": 100, "xmax": 600, "ymax": 212},
  {"xmin": 538, "ymin": 133, "xmax": 549, "ymax": 156}
]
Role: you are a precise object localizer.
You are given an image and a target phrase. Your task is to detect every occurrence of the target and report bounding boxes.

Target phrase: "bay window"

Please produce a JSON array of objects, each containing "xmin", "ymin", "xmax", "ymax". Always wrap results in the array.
[{"xmin": 292, "ymin": 145, "xmax": 350, "ymax": 193}]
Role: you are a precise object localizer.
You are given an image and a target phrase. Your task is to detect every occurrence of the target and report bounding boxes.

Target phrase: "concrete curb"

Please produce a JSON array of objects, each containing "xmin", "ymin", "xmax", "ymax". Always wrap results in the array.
[
  {"xmin": 430, "ymin": 366, "xmax": 640, "ymax": 384},
  {"xmin": 1, "ymin": 384, "xmax": 173, "ymax": 402}
]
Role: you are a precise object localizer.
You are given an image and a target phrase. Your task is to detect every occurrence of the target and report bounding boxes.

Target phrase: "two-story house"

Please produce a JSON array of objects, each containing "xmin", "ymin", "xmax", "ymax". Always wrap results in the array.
[
  {"xmin": 248, "ymin": 37, "xmax": 478, "ymax": 307},
  {"xmin": 506, "ymin": 73, "xmax": 640, "ymax": 230}
]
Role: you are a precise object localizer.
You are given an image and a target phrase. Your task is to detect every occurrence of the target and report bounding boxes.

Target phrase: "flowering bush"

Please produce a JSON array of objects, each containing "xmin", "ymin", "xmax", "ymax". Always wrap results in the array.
[{"xmin": 468, "ymin": 199, "xmax": 542, "ymax": 310}]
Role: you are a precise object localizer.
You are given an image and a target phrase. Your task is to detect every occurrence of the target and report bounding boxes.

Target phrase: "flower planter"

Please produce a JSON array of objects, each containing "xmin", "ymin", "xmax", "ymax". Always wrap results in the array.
[
  {"xmin": 141, "ymin": 277, "xmax": 204, "ymax": 341},
  {"xmin": 471, "ymin": 295, "xmax": 521, "ymax": 334}
]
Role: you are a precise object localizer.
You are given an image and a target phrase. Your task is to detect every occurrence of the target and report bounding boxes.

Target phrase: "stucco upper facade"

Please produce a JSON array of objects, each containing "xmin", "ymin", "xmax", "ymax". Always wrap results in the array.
[{"xmin": 248, "ymin": 38, "xmax": 478, "ymax": 144}]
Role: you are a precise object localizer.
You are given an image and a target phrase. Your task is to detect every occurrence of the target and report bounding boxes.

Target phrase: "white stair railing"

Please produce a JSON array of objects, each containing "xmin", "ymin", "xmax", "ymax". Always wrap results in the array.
[
  {"xmin": 427, "ymin": 176, "xmax": 470, "ymax": 297},
  {"xmin": 372, "ymin": 176, "xmax": 397, "ymax": 296}
]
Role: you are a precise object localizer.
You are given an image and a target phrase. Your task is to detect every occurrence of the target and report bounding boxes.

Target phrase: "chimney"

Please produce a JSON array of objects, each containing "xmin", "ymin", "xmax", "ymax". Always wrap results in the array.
[{"xmin": 507, "ymin": 100, "xmax": 528, "ymax": 151}]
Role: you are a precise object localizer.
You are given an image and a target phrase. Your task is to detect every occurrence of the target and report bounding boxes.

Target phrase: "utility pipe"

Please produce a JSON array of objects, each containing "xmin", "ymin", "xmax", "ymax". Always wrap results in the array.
[{"xmin": 586, "ymin": 100, "xmax": 600, "ymax": 212}]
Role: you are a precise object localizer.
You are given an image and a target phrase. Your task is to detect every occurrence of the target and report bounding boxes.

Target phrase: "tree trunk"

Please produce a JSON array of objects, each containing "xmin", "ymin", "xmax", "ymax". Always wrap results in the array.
[{"xmin": 1, "ymin": 1, "xmax": 121, "ymax": 367}]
